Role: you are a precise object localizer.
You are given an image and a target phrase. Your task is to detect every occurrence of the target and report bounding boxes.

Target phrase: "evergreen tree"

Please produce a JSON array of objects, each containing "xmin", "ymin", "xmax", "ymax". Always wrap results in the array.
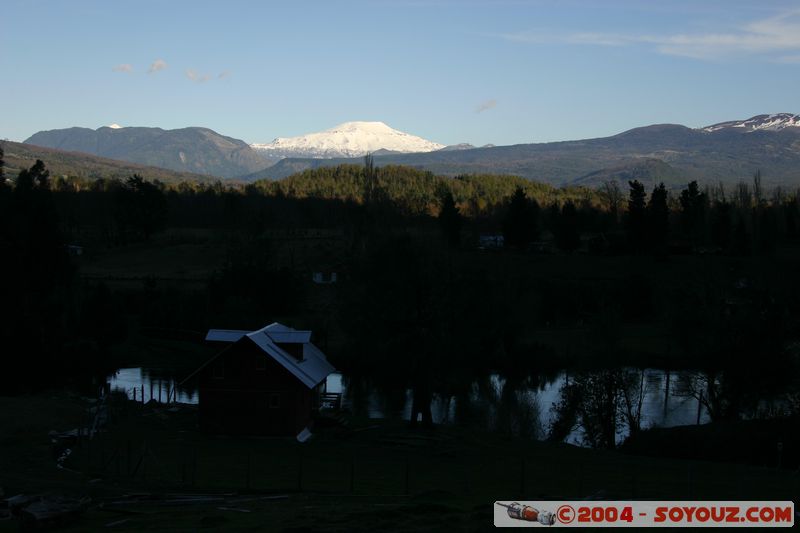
[
  {"xmin": 502, "ymin": 187, "xmax": 539, "ymax": 248},
  {"xmin": 0, "ymin": 159, "xmax": 72, "ymax": 391},
  {"xmin": 626, "ymin": 180, "xmax": 647, "ymax": 252},
  {"xmin": 711, "ymin": 200, "xmax": 733, "ymax": 251},
  {"xmin": 647, "ymin": 183, "xmax": 669, "ymax": 251},
  {"xmin": 438, "ymin": 191, "xmax": 462, "ymax": 247},
  {"xmin": 554, "ymin": 200, "xmax": 580, "ymax": 252},
  {"xmin": 679, "ymin": 180, "xmax": 707, "ymax": 244},
  {"xmin": 113, "ymin": 175, "xmax": 168, "ymax": 242},
  {"xmin": 363, "ymin": 153, "xmax": 377, "ymax": 204}
]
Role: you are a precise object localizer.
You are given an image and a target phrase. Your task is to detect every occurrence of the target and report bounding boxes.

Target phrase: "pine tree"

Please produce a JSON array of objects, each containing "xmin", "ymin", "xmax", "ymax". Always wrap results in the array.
[
  {"xmin": 626, "ymin": 180, "xmax": 647, "ymax": 252},
  {"xmin": 502, "ymin": 187, "xmax": 538, "ymax": 248},
  {"xmin": 679, "ymin": 180, "xmax": 707, "ymax": 245},
  {"xmin": 554, "ymin": 200, "xmax": 580, "ymax": 252},
  {"xmin": 438, "ymin": 191, "xmax": 462, "ymax": 247},
  {"xmin": 647, "ymin": 183, "xmax": 669, "ymax": 251},
  {"xmin": 363, "ymin": 153, "xmax": 377, "ymax": 203}
]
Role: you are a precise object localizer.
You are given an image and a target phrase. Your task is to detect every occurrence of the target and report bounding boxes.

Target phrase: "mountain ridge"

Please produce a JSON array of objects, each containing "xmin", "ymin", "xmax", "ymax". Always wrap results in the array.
[
  {"xmin": 1, "ymin": 140, "xmax": 215, "ymax": 183},
  {"xmin": 20, "ymin": 113, "xmax": 800, "ymax": 187},
  {"xmin": 243, "ymin": 114, "xmax": 800, "ymax": 186},
  {"xmin": 24, "ymin": 126, "xmax": 268, "ymax": 178}
]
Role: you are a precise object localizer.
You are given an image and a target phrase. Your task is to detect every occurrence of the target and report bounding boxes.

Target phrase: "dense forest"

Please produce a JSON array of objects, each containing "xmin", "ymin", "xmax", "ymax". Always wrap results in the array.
[{"xmin": 2, "ymin": 148, "xmax": 800, "ymax": 455}]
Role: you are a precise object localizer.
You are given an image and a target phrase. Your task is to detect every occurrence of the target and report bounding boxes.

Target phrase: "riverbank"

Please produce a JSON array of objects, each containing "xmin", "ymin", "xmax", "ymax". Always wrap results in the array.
[
  {"xmin": 1, "ymin": 391, "xmax": 796, "ymax": 531},
  {"xmin": 621, "ymin": 417, "xmax": 800, "ymax": 469}
]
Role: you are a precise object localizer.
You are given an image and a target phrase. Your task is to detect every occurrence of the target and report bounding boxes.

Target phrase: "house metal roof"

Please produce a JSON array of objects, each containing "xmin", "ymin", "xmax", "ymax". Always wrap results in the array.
[
  {"xmin": 267, "ymin": 330, "xmax": 313, "ymax": 344},
  {"xmin": 205, "ymin": 329, "xmax": 250, "ymax": 342},
  {"xmin": 203, "ymin": 322, "xmax": 334, "ymax": 389}
]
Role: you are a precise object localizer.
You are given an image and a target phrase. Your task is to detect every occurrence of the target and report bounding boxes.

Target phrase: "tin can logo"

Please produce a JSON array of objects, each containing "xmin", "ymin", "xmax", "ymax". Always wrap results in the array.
[
  {"xmin": 494, "ymin": 501, "xmax": 794, "ymax": 528},
  {"xmin": 495, "ymin": 502, "xmax": 556, "ymax": 526}
]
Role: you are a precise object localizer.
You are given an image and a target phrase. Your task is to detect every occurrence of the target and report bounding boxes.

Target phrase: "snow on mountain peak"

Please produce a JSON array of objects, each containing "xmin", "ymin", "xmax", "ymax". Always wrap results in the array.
[
  {"xmin": 700, "ymin": 113, "xmax": 800, "ymax": 133},
  {"xmin": 107, "ymin": 123, "xmax": 123, "ymax": 129},
  {"xmin": 251, "ymin": 121, "xmax": 445, "ymax": 159}
]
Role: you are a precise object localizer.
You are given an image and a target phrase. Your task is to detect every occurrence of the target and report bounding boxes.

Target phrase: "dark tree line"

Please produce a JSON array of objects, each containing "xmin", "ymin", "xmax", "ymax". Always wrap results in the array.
[{"xmin": 0, "ymin": 160, "xmax": 126, "ymax": 392}]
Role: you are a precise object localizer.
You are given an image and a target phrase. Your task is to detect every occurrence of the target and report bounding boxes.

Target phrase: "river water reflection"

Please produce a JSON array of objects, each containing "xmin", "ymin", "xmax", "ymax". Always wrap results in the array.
[{"xmin": 110, "ymin": 367, "xmax": 709, "ymax": 445}]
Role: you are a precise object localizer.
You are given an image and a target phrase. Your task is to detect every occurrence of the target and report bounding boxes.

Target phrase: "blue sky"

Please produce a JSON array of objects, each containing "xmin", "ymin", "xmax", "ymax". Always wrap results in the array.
[{"xmin": 1, "ymin": 0, "xmax": 799, "ymax": 146}]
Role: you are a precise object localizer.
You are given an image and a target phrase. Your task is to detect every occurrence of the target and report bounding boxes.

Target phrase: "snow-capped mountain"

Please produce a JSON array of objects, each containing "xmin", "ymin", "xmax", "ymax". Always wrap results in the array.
[
  {"xmin": 251, "ymin": 121, "xmax": 445, "ymax": 159},
  {"xmin": 701, "ymin": 113, "xmax": 800, "ymax": 133}
]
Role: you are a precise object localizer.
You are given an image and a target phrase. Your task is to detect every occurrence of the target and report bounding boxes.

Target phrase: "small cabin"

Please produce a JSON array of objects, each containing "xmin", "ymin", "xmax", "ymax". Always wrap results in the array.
[{"xmin": 185, "ymin": 322, "xmax": 336, "ymax": 437}]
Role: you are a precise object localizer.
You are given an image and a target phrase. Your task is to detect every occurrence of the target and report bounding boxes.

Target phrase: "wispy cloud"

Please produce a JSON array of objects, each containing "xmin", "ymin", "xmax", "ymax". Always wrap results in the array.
[
  {"xmin": 475, "ymin": 99, "xmax": 497, "ymax": 113},
  {"xmin": 185, "ymin": 69, "xmax": 211, "ymax": 83},
  {"xmin": 148, "ymin": 59, "xmax": 168, "ymax": 74},
  {"xmin": 773, "ymin": 54, "xmax": 800, "ymax": 64},
  {"xmin": 112, "ymin": 63, "xmax": 133, "ymax": 73},
  {"xmin": 500, "ymin": 8, "xmax": 800, "ymax": 61},
  {"xmin": 218, "ymin": 70, "xmax": 231, "ymax": 80}
]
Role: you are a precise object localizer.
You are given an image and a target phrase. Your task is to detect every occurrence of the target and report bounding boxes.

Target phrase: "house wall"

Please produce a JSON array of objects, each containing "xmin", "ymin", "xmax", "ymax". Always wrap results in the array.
[{"xmin": 198, "ymin": 340, "xmax": 314, "ymax": 436}]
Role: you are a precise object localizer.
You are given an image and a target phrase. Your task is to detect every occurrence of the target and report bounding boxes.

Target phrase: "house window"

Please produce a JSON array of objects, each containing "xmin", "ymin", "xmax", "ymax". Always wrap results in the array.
[
  {"xmin": 255, "ymin": 356, "xmax": 266, "ymax": 370},
  {"xmin": 269, "ymin": 393, "xmax": 281, "ymax": 409},
  {"xmin": 212, "ymin": 360, "xmax": 224, "ymax": 380}
]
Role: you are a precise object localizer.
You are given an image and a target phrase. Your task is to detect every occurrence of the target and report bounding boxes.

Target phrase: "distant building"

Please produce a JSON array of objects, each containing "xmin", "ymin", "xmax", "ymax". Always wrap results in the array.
[
  {"xmin": 478, "ymin": 233, "xmax": 504, "ymax": 250},
  {"xmin": 528, "ymin": 241, "xmax": 554, "ymax": 254},
  {"xmin": 312, "ymin": 271, "xmax": 338, "ymax": 284},
  {"xmin": 66, "ymin": 244, "xmax": 84, "ymax": 256},
  {"xmin": 184, "ymin": 322, "xmax": 336, "ymax": 437}
]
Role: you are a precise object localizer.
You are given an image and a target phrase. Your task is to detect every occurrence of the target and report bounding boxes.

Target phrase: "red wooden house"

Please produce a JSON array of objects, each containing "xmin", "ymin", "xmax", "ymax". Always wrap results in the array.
[{"xmin": 185, "ymin": 322, "xmax": 336, "ymax": 437}]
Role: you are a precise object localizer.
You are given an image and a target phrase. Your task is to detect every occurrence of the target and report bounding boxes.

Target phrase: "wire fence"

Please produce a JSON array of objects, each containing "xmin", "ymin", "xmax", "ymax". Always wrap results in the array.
[{"xmin": 67, "ymin": 426, "xmax": 798, "ymax": 502}]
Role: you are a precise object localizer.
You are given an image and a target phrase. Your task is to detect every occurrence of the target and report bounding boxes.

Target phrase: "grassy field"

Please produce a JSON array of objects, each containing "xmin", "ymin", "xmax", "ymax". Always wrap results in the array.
[
  {"xmin": 78, "ymin": 231, "xmax": 800, "ymax": 370},
  {"xmin": 1, "ymin": 393, "xmax": 797, "ymax": 531},
  {"xmin": 77, "ymin": 228, "xmax": 229, "ymax": 283}
]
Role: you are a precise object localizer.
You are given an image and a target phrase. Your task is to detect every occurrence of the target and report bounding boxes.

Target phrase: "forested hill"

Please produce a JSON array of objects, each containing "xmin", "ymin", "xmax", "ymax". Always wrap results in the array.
[
  {"xmin": 244, "ymin": 124, "xmax": 800, "ymax": 187},
  {"xmin": 1, "ymin": 141, "xmax": 215, "ymax": 184},
  {"xmin": 252, "ymin": 164, "xmax": 595, "ymax": 214}
]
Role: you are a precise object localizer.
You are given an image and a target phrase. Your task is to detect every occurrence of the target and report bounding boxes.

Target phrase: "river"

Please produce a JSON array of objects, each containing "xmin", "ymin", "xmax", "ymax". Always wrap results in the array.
[{"xmin": 109, "ymin": 367, "xmax": 709, "ymax": 445}]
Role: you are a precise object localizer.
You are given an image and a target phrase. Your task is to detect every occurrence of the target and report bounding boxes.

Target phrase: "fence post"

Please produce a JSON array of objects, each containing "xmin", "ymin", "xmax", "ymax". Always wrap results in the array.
[
  {"xmin": 192, "ymin": 447, "xmax": 197, "ymax": 487},
  {"xmin": 696, "ymin": 392, "xmax": 703, "ymax": 425},
  {"xmin": 85, "ymin": 438, "xmax": 91, "ymax": 474},
  {"xmin": 404, "ymin": 457, "xmax": 409, "ymax": 496},
  {"xmin": 297, "ymin": 448, "xmax": 304, "ymax": 492},
  {"xmin": 349, "ymin": 455, "xmax": 355, "ymax": 494},
  {"xmin": 246, "ymin": 450, "xmax": 251, "ymax": 490}
]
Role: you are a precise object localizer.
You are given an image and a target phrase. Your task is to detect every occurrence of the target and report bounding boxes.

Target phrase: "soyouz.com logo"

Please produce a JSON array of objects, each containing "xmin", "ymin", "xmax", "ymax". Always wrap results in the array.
[{"xmin": 493, "ymin": 501, "xmax": 794, "ymax": 527}]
